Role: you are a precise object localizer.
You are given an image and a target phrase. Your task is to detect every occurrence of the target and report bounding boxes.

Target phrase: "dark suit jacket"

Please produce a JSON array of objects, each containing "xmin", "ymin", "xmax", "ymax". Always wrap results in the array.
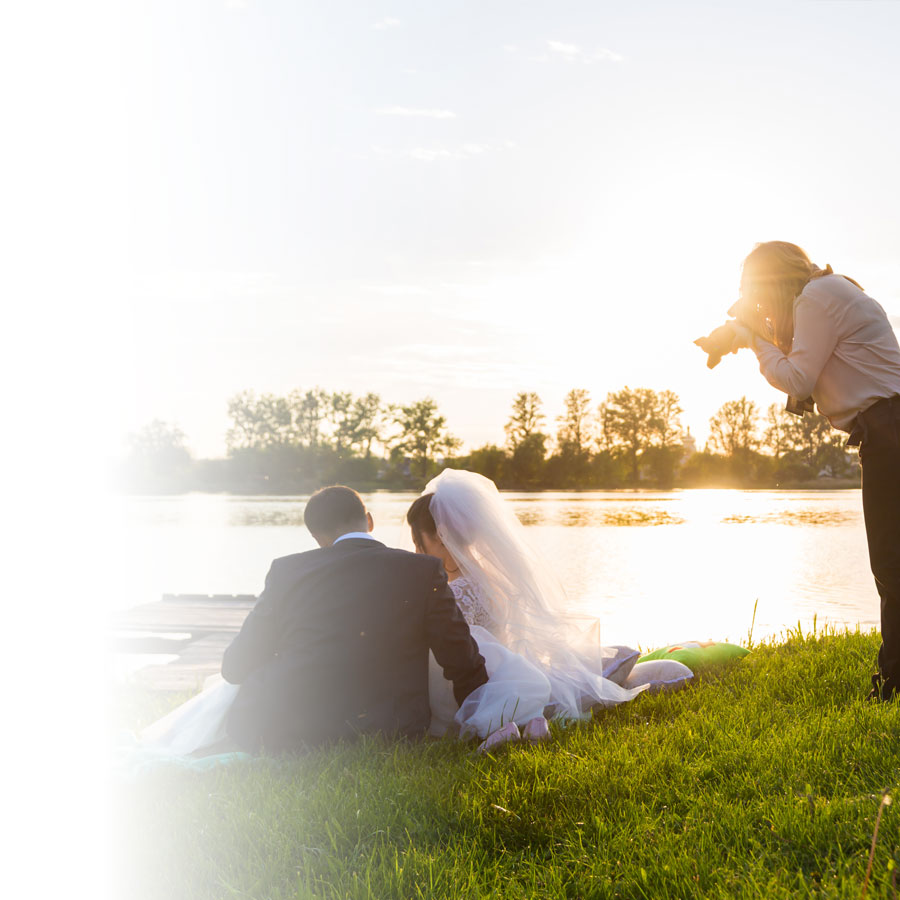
[{"xmin": 221, "ymin": 537, "xmax": 488, "ymax": 751}]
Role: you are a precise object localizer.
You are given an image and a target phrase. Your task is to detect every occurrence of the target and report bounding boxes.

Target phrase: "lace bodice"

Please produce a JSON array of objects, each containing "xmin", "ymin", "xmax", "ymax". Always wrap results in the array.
[{"xmin": 449, "ymin": 575, "xmax": 497, "ymax": 631}]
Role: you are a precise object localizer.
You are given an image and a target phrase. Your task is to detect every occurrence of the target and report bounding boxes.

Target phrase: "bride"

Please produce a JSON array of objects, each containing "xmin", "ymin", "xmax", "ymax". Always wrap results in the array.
[{"xmin": 407, "ymin": 469, "xmax": 644, "ymax": 747}]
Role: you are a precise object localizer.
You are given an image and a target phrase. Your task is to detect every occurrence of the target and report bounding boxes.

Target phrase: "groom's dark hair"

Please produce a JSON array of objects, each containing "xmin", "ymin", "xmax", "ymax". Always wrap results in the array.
[{"xmin": 304, "ymin": 485, "xmax": 367, "ymax": 540}]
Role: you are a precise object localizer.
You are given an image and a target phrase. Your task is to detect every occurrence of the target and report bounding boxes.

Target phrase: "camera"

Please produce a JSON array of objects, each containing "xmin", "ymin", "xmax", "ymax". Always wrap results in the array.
[{"xmin": 785, "ymin": 395, "xmax": 815, "ymax": 417}]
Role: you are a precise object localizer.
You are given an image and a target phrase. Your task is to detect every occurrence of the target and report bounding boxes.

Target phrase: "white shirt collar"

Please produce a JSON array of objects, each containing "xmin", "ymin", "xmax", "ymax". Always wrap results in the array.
[{"xmin": 333, "ymin": 531, "xmax": 378, "ymax": 544}]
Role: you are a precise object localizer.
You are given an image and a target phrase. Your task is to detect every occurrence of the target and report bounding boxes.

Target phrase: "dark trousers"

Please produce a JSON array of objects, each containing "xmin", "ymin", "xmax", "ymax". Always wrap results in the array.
[{"xmin": 853, "ymin": 396, "xmax": 900, "ymax": 698}]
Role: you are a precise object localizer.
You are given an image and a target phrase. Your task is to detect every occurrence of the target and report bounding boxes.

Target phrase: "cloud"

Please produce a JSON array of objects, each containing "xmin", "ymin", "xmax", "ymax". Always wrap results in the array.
[
  {"xmin": 408, "ymin": 147, "xmax": 456, "ymax": 161},
  {"xmin": 409, "ymin": 143, "xmax": 487, "ymax": 161},
  {"xmin": 364, "ymin": 283, "xmax": 432, "ymax": 297},
  {"xmin": 372, "ymin": 17, "xmax": 401, "ymax": 30},
  {"xmin": 371, "ymin": 141, "xmax": 512, "ymax": 162},
  {"xmin": 544, "ymin": 40, "xmax": 623, "ymax": 64},
  {"xmin": 374, "ymin": 106, "xmax": 457, "ymax": 119},
  {"xmin": 548, "ymin": 40, "xmax": 580, "ymax": 58}
]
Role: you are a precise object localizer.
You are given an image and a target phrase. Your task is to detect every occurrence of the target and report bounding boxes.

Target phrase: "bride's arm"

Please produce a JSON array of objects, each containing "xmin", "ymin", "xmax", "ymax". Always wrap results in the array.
[{"xmin": 425, "ymin": 564, "xmax": 488, "ymax": 705}]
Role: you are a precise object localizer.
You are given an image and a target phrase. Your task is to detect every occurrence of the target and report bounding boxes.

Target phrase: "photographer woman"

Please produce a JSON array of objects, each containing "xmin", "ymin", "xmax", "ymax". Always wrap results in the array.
[{"xmin": 730, "ymin": 241, "xmax": 900, "ymax": 701}]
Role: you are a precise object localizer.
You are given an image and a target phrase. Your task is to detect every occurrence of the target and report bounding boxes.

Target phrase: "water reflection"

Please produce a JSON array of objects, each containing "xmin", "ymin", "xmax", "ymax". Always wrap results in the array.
[
  {"xmin": 116, "ymin": 489, "xmax": 878, "ymax": 652},
  {"xmin": 227, "ymin": 507, "xmax": 308, "ymax": 528},
  {"xmin": 561, "ymin": 508, "xmax": 686, "ymax": 527},
  {"xmin": 722, "ymin": 510, "xmax": 857, "ymax": 526},
  {"xmin": 515, "ymin": 510, "xmax": 544, "ymax": 527}
]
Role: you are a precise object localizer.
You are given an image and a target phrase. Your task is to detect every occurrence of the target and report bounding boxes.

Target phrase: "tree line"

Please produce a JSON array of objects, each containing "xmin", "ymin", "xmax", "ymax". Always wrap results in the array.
[{"xmin": 118, "ymin": 387, "xmax": 859, "ymax": 494}]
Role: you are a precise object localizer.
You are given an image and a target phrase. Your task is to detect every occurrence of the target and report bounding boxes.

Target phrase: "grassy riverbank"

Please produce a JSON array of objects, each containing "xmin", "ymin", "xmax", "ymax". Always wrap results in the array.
[{"xmin": 114, "ymin": 629, "xmax": 899, "ymax": 899}]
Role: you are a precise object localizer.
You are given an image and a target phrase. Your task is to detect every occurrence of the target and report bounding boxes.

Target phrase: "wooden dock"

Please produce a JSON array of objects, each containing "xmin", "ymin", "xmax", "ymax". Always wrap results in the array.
[{"xmin": 111, "ymin": 594, "xmax": 256, "ymax": 692}]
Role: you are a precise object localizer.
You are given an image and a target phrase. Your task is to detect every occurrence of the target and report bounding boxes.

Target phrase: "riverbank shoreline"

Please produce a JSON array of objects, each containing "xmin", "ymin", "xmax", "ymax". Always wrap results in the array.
[
  {"xmin": 116, "ymin": 481, "xmax": 862, "ymax": 499},
  {"xmin": 114, "ymin": 628, "xmax": 898, "ymax": 899}
]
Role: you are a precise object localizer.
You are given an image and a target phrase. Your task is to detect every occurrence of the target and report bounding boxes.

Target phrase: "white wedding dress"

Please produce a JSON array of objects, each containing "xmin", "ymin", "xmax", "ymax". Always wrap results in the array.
[
  {"xmin": 429, "ymin": 575, "xmax": 552, "ymax": 738},
  {"xmin": 139, "ymin": 674, "xmax": 238, "ymax": 756}
]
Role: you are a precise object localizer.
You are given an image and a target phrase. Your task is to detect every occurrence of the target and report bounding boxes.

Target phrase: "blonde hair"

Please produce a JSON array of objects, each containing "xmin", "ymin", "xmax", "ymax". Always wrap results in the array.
[{"xmin": 736, "ymin": 241, "xmax": 862, "ymax": 353}]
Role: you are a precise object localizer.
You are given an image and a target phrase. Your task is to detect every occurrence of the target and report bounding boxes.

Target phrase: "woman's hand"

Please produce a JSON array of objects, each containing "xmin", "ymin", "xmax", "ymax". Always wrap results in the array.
[
  {"xmin": 694, "ymin": 320, "xmax": 749, "ymax": 368},
  {"xmin": 729, "ymin": 321, "xmax": 755, "ymax": 351}
]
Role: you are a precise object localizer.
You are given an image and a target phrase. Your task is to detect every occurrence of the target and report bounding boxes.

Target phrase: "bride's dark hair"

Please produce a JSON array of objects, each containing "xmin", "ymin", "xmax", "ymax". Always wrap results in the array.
[{"xmin": 406, "ymin": 494, "xmax": 437, "ymax": 551}]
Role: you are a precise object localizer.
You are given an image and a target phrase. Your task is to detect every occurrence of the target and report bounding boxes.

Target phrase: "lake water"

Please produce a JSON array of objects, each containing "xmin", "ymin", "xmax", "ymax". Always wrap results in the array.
[{"xmin": 116, "ymin": 489, "xmax": 880, "ymax": 653}]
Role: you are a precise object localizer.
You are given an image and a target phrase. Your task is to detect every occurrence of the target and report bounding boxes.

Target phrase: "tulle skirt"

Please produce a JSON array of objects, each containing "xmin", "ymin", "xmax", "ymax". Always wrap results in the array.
[
  {"xmin": 429, "ymin": 625, "xmax": 553, "ymax": 738},
  {"xmin": 429, "ymin": 625, "xmax": 647, "ymax": 739},
  {"xmin": 139, "ymin": 675, "xmax": 238, "ymax": 756}
]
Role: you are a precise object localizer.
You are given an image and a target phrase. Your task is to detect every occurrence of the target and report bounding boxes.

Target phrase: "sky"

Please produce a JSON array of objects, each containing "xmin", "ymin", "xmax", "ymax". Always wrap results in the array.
[{"xmin": 118, "ymin": 0, "xmax": 900, "ymax": 458}]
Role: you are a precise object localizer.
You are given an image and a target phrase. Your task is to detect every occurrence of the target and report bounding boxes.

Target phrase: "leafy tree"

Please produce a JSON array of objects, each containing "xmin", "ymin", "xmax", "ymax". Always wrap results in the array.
[
  {"xmin": 503, "ymin": 392, "xmax": 548, "ymax": 488},
  {"xmin": 226, "ymin": 391, "xmax": 292, "ymax": 451},
  {"xmin": 329, "ymin": 391, "xmax": 355, "ymax": 453},
  {"xmin": 550, "ymin": 389, "xmax": 595, "ymax": 488},
  {"xmin": 226, "ymin": 391, "xmax": 261, "ymax": 451},
  {"xmin": 505, "ymin": 392, "xmax": 545, "ymax": 449},
  {"xmin": 346, "ymin": 393, "xmax": 385, "ymax": 458},
  {"xmin": 655, "ymin": 390, "xmax": 684, "ymax": 448},
  {"xmin": 708, "ymin": 397, "xmax": 760, "ymax": 457},
  {"xmin": 463, "ymin": 444, "xmax": 508, "ymax": 485},
  {"xmin": 777, "ymin": 408, "xmax": 852, "ymax": 476},
  {"xmin": 679, "ymin": 450, "xmax": 732, "ymax": 487},
  {"xmin": 788, "ymin": 413, "xmax": 836, "ymax": 469},
  {"xmin": 124, "ymin": 420, "xmax": 192, "ymax": 492},
  {"xmin": 590, "ymin": 448, "xmax": 629, "ymax": 488},
  {"xmin": 601, "ymin": 386, "xmax": 669, "ymax": 484},
  {"xmin": 291, "ymin": 387, "xmax": 329, "ymax": 449},
  {"xmin": 128, "ymin": 419, "xmax": 189, "ymax": 457},
  {"xmin": 510, "ymin": 432, "xmax": 548, "ymax": 489},
  {"xmin": 556, "ymin": 389, "xmax": 594, "ymax": 455},
  {"xmin": 763, "ymin": 403, "xmax": 793, "ymax": 460},
  {"xmin": 640, "ymin": 445, "xmax": 681, "ymax": 489},
  {"xmin": 393, "ymin": 397, "xmax": 460, "ymax": 479}
]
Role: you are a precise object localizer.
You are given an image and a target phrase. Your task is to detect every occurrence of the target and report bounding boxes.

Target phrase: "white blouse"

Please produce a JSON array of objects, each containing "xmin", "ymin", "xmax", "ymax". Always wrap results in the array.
[{"xmin": 751, "ymin": 275, "xmax": 900, "ymax": 431}]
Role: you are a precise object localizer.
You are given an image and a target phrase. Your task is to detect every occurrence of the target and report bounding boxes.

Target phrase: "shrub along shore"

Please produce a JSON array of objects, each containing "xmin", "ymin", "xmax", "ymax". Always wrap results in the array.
[{"xmin": 114, "ymin": 629, "xmax": 899, "ymax": 899}]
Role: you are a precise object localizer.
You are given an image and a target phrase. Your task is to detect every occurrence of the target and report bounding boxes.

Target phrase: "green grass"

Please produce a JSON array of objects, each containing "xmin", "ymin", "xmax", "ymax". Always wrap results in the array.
[{"xmin": 113, "ymin": 629, "xmax": 900, "ymax": 899}]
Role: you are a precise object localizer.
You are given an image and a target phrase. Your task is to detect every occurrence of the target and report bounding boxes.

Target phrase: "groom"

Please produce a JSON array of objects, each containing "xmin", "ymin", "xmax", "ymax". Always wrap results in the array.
[{"xmin": 221, "ymin": 485, "xmax": 488, "ymax": 751}]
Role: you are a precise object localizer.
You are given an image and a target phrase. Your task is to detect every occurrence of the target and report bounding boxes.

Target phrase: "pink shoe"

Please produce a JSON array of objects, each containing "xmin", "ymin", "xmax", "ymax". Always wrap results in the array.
[
  {"xmin": 477, "ymin": 722, "xmax": 521, "ymax": 754},
  {"xmin": 522, "ymin": 715, "xmax": 550, "ymax": 743}
]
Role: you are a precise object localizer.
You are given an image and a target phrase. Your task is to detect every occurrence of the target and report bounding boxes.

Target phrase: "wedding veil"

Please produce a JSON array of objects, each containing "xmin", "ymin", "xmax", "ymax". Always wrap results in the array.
[{"xmin": 423, "ymin": 469, "xmax": 642, "ymax": 717}]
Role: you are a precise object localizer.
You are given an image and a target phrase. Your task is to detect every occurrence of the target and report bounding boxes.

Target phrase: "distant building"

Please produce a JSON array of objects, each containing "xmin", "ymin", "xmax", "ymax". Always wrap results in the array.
[{"xmin": 681, "ymin": 427, "xmax": 697, "ymax": 461}]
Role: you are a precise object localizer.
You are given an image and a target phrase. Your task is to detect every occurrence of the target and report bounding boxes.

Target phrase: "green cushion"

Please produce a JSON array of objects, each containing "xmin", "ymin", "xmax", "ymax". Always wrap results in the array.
[{"xmin": 638, "ymin": 641, "xmax": 749, "ymax": 669}]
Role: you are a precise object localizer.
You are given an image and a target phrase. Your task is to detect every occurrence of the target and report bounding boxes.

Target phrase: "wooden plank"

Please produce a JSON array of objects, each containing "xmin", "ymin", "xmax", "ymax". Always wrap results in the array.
[
  {"xmin": 112, "ymin": 608, "xmax": 248, "ymax": 634},
  {"xmin": 161, "ymin": 594, "xmax": 257, "ymax": 606},
  {"xmin": 114, "ymin": 594, "xmax": 258, "ymax": 691},
  {"xmin": 129, "ymin": 633, "xmax": 234, "ymax": 693},
  {"xmin": 111, "ymin": 598, "xmax": 256, "ymax": 635},
  {"xmin": 114, "ymin": 635, "xmax": 193, "ymax": 654}
]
